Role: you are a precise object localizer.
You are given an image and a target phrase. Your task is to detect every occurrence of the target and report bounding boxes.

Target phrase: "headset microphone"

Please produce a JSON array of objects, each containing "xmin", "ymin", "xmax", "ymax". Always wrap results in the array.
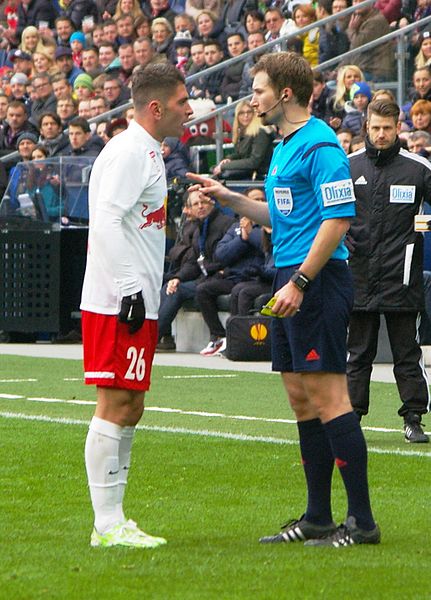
[{"xmin": 258, "ymin": 94, "xmax": 287, "ymax": 118}]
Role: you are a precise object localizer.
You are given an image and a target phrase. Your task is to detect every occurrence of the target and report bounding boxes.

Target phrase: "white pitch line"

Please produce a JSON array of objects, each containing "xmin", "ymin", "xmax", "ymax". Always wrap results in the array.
[
  {"xmin": 1, "ymin": 411, "xmax": 430, "ymax": 458},
  {"xmin": 0, "ymin": 378, "xmax": 38, "ymax": 383},
  {"xmin": 27, "ymin": 397, "xmax": 96, "ymax": 405},
  {"xmin": 162, "ymin": 374, "xmax": 238, "ymax": 379},
  {"xmin": 1, "ymin": 395, "xmax": 429, "ymax": 436}
]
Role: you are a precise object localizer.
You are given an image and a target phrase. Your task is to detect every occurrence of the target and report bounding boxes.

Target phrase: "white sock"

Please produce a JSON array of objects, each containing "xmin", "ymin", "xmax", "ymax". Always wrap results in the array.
[
  {"xmin": 85, "ymin": 416, "xmax": 123, "ymax": 534},
  {"xmin": 116, "ymin": 426, "xmax": 135, "ymax": 523}
]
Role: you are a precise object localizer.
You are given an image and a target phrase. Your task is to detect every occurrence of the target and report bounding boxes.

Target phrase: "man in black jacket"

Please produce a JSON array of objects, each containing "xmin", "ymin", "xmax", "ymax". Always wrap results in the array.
[
  {"xmin": 30, "ymin": 74, "xmax": 57, "ymax": 127},
  {"xmin": 347, "ymin": 100, "xmax": 430, "ymax": 443},
  {"xmin": 0, "ymin": 100, "xmax": 39, "ymax": 158},
  {"xmin": 157, "ymin": 190, "xmax": 234, "ymax": 349},
  {"xmin": 17, "ymin": 0, "xmax": 57, "ymax": 38},
  {"xmin": 66, "ymin": 117, "xmax": 104, "ymax": 156}
]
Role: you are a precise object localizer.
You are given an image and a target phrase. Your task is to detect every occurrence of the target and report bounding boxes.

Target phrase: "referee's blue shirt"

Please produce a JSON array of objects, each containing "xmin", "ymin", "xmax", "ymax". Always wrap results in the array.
[{"xmin": 265, "ymin": 116, "xmax": 356, "ymax": 267}]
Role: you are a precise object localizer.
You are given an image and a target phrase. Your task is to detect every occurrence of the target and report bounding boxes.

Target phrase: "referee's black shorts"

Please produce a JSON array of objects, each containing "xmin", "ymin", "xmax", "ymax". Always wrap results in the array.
[{"xmin": 271, "ymin": 259, "xmax": 353, "ymax": 374}]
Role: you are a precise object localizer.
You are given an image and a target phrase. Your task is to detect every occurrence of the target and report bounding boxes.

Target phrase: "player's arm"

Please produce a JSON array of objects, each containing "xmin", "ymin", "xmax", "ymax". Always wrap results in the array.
[
  {"xmin": 187, "ymin": 172, "xmax": 271, "ymax": 226},
  {"xmin": 271, "ymin": 218, "xmax": 351, "ymax": 317}
]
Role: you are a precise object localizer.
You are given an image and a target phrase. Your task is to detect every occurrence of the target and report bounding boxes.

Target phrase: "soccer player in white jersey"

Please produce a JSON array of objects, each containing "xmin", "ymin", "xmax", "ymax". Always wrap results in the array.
[{"xmin": 80, "ymin": 63, "xmax": 192, "ymax": 548}]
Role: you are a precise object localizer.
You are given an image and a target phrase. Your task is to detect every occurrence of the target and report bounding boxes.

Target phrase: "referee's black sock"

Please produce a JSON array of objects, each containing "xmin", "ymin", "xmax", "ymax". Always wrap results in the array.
[
  {"xmin": 324, "ymin": 412, "xmax": 376, "ymax": 531},
  {"xmin": 297, "ymin": 418, "xmax": 334, "ymax": 526}
]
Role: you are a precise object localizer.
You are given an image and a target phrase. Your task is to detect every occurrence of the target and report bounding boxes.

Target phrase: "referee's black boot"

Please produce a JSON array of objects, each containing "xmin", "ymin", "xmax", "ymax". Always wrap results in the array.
[
  {"xmin": 259, "ymin": 516, "xmax": 336, "ymax": 544},
  {"xmin": 404, "ymin": 414, "xmax": 429, "ymax": 443}
]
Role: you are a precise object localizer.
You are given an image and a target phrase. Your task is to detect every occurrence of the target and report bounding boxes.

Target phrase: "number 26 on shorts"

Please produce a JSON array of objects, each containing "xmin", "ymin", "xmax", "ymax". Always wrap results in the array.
[{"xmin": 125, "ymin": 346, "xmax": 146, "ymax": 381}]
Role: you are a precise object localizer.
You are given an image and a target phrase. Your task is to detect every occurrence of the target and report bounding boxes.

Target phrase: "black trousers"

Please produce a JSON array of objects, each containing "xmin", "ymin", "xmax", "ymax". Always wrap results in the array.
[
  {"xmin": 347, "ymin": 311, "xmax": 430, "ymax": 417},
  {"xmin": 230, "ymin": 280, "xmax": 272, "ymax": 316},
  {"xmin": 195, "ymin": 276, "xmax": 235, "ymax": 338}
]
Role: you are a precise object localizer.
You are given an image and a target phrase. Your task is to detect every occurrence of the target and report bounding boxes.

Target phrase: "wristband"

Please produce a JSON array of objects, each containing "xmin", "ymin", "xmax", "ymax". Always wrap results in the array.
[{"xmin": 290, "ymin": 270, "xmax": 311, "ymax": 292}]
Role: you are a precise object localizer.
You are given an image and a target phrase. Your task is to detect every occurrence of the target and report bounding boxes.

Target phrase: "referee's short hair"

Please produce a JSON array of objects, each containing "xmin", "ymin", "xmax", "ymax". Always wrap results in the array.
[
  {"xmin": 367, "ymin": 100, "xmax": 400, "ymax": 124},
  {"xmin": 132, "ymin": 63, "xmax": 185, "ymax": 110},
  {"xmin": 251, "ymin": 51, "xmax": 313, "ymax": 108}
]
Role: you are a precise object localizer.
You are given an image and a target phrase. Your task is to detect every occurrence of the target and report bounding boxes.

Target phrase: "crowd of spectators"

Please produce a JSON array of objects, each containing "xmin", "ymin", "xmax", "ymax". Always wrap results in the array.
[
  {"xmin": 0, "ymin": 0, "xmax": 429, "ymax": 182},
  {"xmin": 1, "ymin": 0, "xmax": 431, "ymax": 347}
]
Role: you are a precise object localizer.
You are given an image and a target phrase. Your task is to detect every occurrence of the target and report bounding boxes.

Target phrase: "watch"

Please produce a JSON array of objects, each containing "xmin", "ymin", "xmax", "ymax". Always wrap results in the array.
[{"xmin": 290, "ymin": 270, "xmax": 311, "ymax": 292}]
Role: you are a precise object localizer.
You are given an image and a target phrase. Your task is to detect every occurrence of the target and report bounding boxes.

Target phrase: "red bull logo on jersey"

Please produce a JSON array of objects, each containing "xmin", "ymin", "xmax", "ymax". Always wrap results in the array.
[
  {"xmin": 139, "ymin": 203, "xmax": 166, "ymax": 229},
  {"xmin": 320, "ymin": 179, "xmax": 355, "ymax": 207}
]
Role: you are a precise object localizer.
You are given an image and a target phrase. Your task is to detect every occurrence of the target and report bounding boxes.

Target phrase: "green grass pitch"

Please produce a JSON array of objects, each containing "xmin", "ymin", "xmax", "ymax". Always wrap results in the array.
[{"xmin": 0, "ymin": 354, "xmax": 430, "ymax": 600}]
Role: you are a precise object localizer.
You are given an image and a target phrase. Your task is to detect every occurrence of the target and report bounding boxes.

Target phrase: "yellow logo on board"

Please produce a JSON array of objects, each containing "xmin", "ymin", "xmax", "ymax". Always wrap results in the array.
[{"xmin": 250, "ymin": 323, "xmax": 268, "ymax": 342}]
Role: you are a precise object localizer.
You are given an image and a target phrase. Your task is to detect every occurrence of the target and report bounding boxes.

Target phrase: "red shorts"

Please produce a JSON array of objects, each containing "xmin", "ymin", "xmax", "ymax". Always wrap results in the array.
[{"xmin": 82, "ymin": 311, "xmax": 158, "ymax": 391}]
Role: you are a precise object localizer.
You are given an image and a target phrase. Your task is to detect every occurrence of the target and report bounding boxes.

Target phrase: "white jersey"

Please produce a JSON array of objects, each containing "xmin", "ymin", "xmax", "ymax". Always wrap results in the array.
[{"xmin": 80, "ymin": 119, "xmax": 167, "ymax": 319}]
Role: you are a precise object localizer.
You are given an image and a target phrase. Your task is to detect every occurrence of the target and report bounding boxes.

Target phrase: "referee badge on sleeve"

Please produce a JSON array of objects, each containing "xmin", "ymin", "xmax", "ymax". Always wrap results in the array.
[
  {"xmin": 320, "ymin": 179, "xmax": 355, "ymax": 207},
  {"xmin": 274, "ymin": 187, "xmax": 293, "ymax": 216}
]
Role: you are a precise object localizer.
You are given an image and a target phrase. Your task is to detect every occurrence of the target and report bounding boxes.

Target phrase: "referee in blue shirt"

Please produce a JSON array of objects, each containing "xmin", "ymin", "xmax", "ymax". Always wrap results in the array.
[{"xmin": 188, "ymin": 52, "xmax": 380, "ymax": 547}]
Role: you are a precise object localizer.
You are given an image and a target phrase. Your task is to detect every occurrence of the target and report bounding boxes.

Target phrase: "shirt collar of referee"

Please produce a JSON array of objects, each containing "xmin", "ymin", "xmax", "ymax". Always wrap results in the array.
[{"xmin": 282, "ymin": 127, "xmax": 302, "ymax": 145}]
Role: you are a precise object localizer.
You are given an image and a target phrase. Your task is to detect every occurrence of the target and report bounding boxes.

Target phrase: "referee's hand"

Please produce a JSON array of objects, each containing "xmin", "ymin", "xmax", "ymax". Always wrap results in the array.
[
  {"xmin": 118, "ymin": 292, "xmax": 146, "ymax": 334},
  {"xmin": 271, "ymin": 283, "xmax": 303, "ymax": 318}
]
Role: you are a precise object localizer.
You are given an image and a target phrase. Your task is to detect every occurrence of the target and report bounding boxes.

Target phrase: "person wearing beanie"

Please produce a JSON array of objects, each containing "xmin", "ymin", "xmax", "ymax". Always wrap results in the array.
[
  {"xmin": 70, "ymin": 31, "xmax": 86, "ymax": 69},
  {"xmin": 173, "ymin": 30, "xmax": 192, "ymax": 76},
  {"xmin": 350, "ymin": 81, "xmax": 372, "ymax": 103},
  {"xmin": 17, "ymin": 131, "xmax": 38, "ymax": 160},
  {"xmin": 341, "ymin": 81, "xmax": 372, "ymax": 134},
  {"xmin": 5, "ymin": 131, "xmax": 37, "ymax": 210},
  {"xmin": 73, "ymin": 73, "xmax": 94, "ymax": 101},
  {"xmin": 10, "ymin": 72, "xmax": 32, "ymax": 115},
  {"xmin": 414, "ymin": 29, "xmax": 431, "ymax": 70}
]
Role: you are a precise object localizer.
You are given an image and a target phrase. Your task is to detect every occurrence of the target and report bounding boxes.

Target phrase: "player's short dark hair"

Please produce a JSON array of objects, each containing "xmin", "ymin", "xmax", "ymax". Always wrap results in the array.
[
  {"xmin": 132, "ymin": 63, "xmax": 185, "ymax": 110},
  {"xmin": 252, "ymin": 51, "xmax": 313, "ymax": 108},
  {"xmin": 69, "ymin": 117, "xmax": 91, "ymax": 133},
  {"xmin": 367, "ymin": 100, "xmax": 400, "ymax": 124}
]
